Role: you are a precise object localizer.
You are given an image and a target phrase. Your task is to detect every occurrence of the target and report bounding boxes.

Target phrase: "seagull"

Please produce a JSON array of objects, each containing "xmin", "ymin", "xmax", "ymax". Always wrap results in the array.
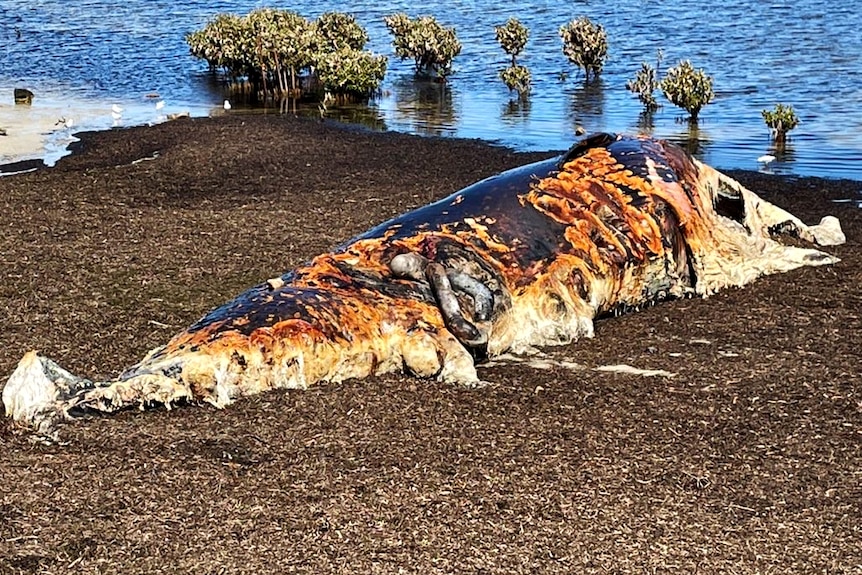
[
  {"xmin": 112, "ymin": 104, "xmax": 123, "ymax": 114},
  {"xmin": 223, "ymin": 100, "xmax": 231, "ymax": 110},
  {"xmin": 757, "ymin": 154, "xmax": 776, "ymax": 166}
]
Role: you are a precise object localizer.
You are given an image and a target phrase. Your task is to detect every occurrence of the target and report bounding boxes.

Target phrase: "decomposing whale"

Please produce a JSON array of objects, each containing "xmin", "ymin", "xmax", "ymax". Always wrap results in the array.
[{"xmin": 1, "ymin": 133, "xmax": 845, "ymax": 436}]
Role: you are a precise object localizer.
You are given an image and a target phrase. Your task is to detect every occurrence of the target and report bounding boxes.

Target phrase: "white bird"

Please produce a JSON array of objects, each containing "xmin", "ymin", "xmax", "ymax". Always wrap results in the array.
[
  {"xmin": 223, "ymin": 99, "xmax": 231, "ymax": 110},
  {"xmin": 111, "ymin": 110, "xmax": 122, "ymax": 121},
  {"xmin": 112, "ymin": 104, "xmax": 123, "ymax": 114},
  {"xmin": 155, "ymin": 100, "xmax": 165, "ymax": 110},
  {"xmin": 757, "ymin": 154, "xmax": 776, "ymax": 166}
]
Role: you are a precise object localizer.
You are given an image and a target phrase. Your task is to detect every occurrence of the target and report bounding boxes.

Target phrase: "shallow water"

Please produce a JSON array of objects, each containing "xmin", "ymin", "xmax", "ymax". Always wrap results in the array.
[{"xmin": 1, "ymin": 0, "xmax": 861, "ymax": 179}]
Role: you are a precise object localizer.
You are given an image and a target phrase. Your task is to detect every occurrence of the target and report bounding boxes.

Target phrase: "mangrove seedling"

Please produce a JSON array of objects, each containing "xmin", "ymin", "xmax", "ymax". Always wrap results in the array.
[
  {"xmin": 495, "ymin": 18, "xmax": 531, "ymax": 97},
  {"xmin": 761, "ymin": 103, "xmax": 800, "ymax": 142},
  {"xmin": 559, "ymin": 17, "xmax": 608, "ymax": 82},
  {"xmin": 495, "ymin": 18, "xmax": 529, "ymax": 66},
  {"xmin": 626, "ymin": 62, "xmax": 660, "ymax": 111},
  {"xmin": 626, "ymin": 51, "xmax": 663, "ymax": 112},
  {"xmin": 384, "ymin": 13, "xmax": 462, "ymax": 80},
  {"xmin": 499, "ymin": 65, "xmax": 531, "ymax": 97},
  {"xmin": 660, "ymin": 60, "xmax": 714, "ymax": 121}
]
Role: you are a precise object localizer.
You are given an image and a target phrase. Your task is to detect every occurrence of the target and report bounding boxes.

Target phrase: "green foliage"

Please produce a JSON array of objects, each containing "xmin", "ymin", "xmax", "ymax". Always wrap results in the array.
[
  {"xmin": 761, "ymin": 103, "xmax": 800, "ymax": 142},
  {"xmin": 495, "ymin": 18, "xmax": 529, "ymax": 65},
  {"xmin": 499, "ymin": 65, "xmax": 531, "ymax": 97},
  {"xmin": 384, "ymin": 13, "xmax": 462, "ymax": 79},
  {"xmin": 186, "ymin": 13, "xmax": 248, "ymax": 75},
  {"xmin": 626, "ymin": 61, "xmax": 660, "ymax": 112},
  {"xmin": 186, "ymin": 9, "xmax": 386, "ymax": 101},
  {"xmin": 314, "ymin": 12, "xmax": 369, "ymax": 52},
  {"xmin": 660, "ymin": 60, "xmax": 714, "ymax": 121},
  {"xmin": 316, "ymin": 48, "xmax": 387, "ymax": 99},
  {"xmin": 559, "ymin": 17, "xmax": 608, "ymax": 82},
  {"xmin": 248, "ymin": 8, "xmax": 317, "ymax": 93}
]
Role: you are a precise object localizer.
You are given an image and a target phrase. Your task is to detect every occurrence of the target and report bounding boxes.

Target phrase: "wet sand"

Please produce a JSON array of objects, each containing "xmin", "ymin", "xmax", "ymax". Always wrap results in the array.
[
  {"xmin": 0, "ymin": 90, "xmax": 200, "ymax": 170},
  {"xmin": 0, "ymin": 101, "xmax": 77, "ymax": 166},
  {"xmin": 0, "ymin": 114, "xmax": 860, "ymax": 574}
]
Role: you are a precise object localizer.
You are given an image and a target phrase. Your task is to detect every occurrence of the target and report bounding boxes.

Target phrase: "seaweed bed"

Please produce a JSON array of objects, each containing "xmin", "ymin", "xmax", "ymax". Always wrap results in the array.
[{"xmin": 0, "ymin": 114, "xmax": 860, "ymax": 574}]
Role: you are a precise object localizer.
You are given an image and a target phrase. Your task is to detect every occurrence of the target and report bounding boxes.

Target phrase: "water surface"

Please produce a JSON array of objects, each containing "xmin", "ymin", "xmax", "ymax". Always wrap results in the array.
[{"xmin": 1, "ymin": 0, "xmax": 860, "ymax": 179}]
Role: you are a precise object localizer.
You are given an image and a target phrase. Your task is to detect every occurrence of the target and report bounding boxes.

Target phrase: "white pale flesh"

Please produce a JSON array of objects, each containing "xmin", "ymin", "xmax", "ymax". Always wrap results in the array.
[
  {"xmin": 2, "ymin": 351, "xmax": 62, "ymax": 422},
  {"xmin": 810, "ymin": 216, "xmax": 845, "ymax": 246}
]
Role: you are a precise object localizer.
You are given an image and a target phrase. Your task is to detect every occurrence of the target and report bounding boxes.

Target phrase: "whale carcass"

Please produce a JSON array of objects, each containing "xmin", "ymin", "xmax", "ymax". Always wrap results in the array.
[{"xmin": 1, "ymin": 133, "xmax": 845, "ymax": 436}]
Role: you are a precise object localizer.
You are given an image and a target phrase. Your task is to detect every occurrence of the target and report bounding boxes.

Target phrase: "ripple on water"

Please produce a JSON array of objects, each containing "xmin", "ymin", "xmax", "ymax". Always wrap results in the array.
[{"xmin": 0, "ymin": 0, "xmax": 860, "ymax": 179}]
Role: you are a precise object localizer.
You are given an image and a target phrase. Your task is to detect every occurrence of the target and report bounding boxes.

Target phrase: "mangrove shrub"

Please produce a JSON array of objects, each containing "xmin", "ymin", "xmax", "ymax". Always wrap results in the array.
[
  {"xmin": 186, "ymin": 13, "xmax": 249, "ymax": 76},
  {"xmin": 186, "ymin": 9, "xmax": 386, "ymax": 101},
  {"xmin": 384, "ymin": 13, "xmax": 462, "ymax": 80},
  {"xmin": 499, "ymin": 65, "xmax": 532, "ymax": 97},
  {"xmin": 660, "ymin": 60, "xmax": 714, "ymax": 121},
  {"xmin": 495, "ymin": 18, "xmax": 529, "ymax": 66},
  {"xmin": 249, "ymin": 8, "xmax": 317, "ymax": 95},
  {"xmin": 559, "ymin": 17, "xmax": 608, "ymax": 82},
  {"xmin": 761, "ymin": 103, "xmax": 800, "ymax": 142}
]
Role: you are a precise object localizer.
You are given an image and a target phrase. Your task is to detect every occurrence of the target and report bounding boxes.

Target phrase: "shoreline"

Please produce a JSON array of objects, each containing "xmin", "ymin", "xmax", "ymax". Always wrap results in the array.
[
  {"xmin": 3, "ymin": 97, "xmax": 862, "ymax": 183},
  {"xmin": 4, "ymin": 110, "xmax": 862, "ymax": 186},
  {"xmin": 0, "ymin": 90, "xmax": 211, "ymax": 173},
  {"xmin": 0, "ymin": 101, "xmax": 79, "ymax": 168}
]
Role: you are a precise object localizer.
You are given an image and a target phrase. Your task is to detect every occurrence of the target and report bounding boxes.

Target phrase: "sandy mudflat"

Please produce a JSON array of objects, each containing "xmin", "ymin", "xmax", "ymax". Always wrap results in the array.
[
  {"xmin": 0, "ymin": 114, "xmax": 860, "ymax": 574},
  {"xmin": 0, "ymin": 102, "xmax": 76, "ymax": 164},
  {"xmin": 0, "ymin": 91, "xmax": 199, "ymax": 170}
]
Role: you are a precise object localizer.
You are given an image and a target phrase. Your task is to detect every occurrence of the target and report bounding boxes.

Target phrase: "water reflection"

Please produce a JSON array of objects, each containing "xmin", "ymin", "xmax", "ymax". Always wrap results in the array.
[
  {"xmin": 768, "ymin": 140, "xmax": 796, "ymax": 164},
  {"xmin": 193, "ymin": 71, "xmax": 232, "ymax": 104},
  {"xmin": 635, "ymin": 110, "xmax": 656, "ymax": 135},
  {"xmin": 501, "ymin": 97, "xmax": 531, "ymax": 124},
  {"xmin": 757, "ymin": 140, "xmax": 796, "ymax": 174},
  {"xmin": 567, "ymin": 78, "xmax": 605, "ymax": 134},
  {"xmin": 390, "ymin": 77, "xmax": 457, "ymax": 137},
  {"xmin": 322, "ymin": 103, "xmax": 388, "ymax": 133},
  {"xmin": 667, "ymin": 124, "xmax": 713, "ymax": 158}
]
